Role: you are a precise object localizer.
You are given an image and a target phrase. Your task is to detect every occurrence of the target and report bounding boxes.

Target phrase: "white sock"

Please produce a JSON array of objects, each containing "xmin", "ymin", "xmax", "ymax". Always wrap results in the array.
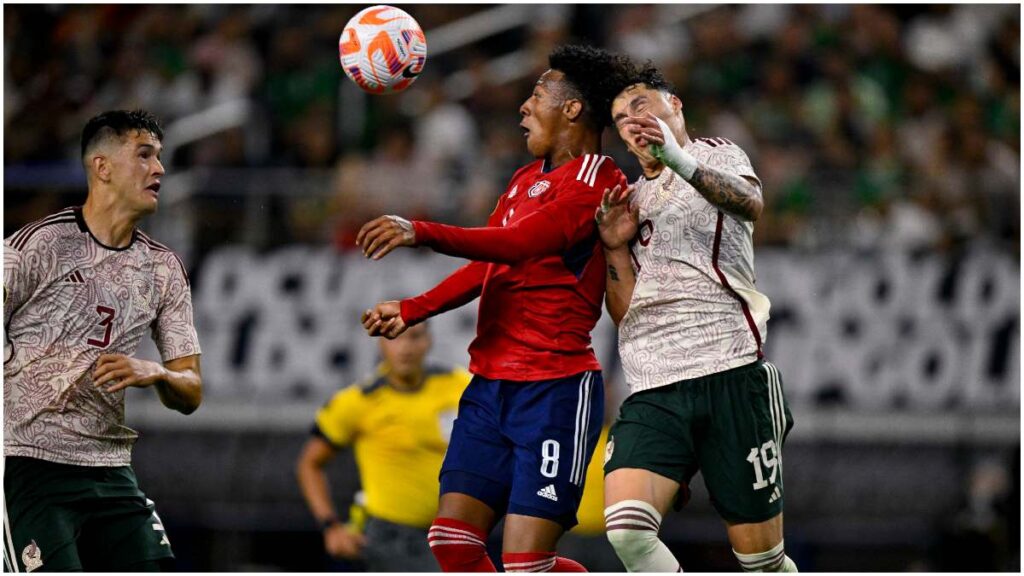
[
  {"xmin": 734, "ymin": 540, "xmax": 798, "ymax": 572},
  {"xmin": 605, "ymin": 500, "xmax": 682, "ymax": 572}
]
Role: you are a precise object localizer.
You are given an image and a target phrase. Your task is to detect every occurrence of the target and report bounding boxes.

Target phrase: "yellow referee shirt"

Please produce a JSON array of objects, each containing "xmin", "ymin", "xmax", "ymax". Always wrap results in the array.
[{"xmin": 314, "ymin": 365, "xmax": 471, "ymax": 528}]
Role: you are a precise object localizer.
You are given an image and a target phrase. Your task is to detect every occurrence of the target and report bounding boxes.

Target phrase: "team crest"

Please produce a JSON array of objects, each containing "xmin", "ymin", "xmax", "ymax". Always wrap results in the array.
[
  {"xmin": 527, "ymin": 180, "xmax": 551, "ymax": 198},
  {"xmin": 22, "ymin": 540, "xmax": 42, "ymax": 572},
  {"xmin": 604, "ymin": 436, "xmax": 615, "ymax": 464},
  {"xmin": 508, "ymin": 185, "xmax": 518, "ymax": 199}
]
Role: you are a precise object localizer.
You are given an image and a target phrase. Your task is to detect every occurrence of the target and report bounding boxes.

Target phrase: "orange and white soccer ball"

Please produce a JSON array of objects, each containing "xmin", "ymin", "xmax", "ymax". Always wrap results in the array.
[{"xmin": 339, "ymin": 5, "xmax": 427, "ymax": 94}]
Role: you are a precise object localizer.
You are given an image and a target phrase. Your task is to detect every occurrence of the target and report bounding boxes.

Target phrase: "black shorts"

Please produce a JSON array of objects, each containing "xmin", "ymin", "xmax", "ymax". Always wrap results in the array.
[
  {"xmin": 4, "ymin": 456, "xmax": 174, "ymax": 572},
  {"xmin": 604, "ymin": 360, "xmax": 794, "ymax": 523}
]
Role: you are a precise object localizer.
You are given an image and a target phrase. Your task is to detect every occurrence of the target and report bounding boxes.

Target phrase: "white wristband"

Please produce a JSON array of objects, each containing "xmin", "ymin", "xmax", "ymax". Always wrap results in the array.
[
  {"xmin": 649, "ymin": 116, "xmax": 699, "ymax": 180},
  {"xmin": 654, "ymin": 144, "xmax": 699, "ymax": 180}
]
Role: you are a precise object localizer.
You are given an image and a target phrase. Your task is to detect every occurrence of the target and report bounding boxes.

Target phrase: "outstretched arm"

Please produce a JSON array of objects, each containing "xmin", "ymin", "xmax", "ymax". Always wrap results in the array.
[
  {"xmin": 362, "ymin": 261, "xmax": 487, "ymax": 339},
  {"xmin": 623, "ymin": 115, "xmax": 763, "ymax": 221},
  {"xmin": 356, "ymin": 210, "xmax": 573, "ymax": 264}
]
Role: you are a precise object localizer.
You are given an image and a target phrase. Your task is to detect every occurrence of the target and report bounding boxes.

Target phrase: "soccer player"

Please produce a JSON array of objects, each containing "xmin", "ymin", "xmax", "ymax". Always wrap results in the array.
[
  {"xmin": 3, "ymin": 110, "xmax": 202, "ymax": 572},
  {"xmin": 296, "ymin": 322, "xmax": 471, "ymax": 571},
  {"xmin": 355, "ymin": 45, "xmax": 627, "ymax": 572},
  {"xmin": 594, "ymin": 59, "xmax": 798, "ymax": 572}
]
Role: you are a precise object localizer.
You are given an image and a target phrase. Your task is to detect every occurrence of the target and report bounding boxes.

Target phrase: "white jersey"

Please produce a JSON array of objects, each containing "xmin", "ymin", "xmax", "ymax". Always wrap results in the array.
[
  {"xmin": 619, "ymin": 137, "xmax": 770, "ymax": 393},
  {"xmin": 4, "ymin": 207, "xmax": 201, "ymax": 466}
]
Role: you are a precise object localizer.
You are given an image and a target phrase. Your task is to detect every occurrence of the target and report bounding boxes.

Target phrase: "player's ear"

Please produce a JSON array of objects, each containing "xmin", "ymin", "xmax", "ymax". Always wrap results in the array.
[
  {"xmin": 90, "ymin": 153, "xmax": 112, "ymax": 184},
  {"xmin": 563, "ymin": 98, "xmax": 584, "ymax": 123},
  {"xmin": 669, "ymin": 93, "xmax": 683, "ymax": 115}
]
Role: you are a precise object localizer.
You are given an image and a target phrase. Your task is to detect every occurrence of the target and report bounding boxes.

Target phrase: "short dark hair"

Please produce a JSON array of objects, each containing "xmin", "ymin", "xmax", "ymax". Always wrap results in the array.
[
  {"xmin": 81, "ymin": 110, "xmax": 164, "ymax": 162},
  {"xmin": 606, "ymin": 57, "xmax": 676, "ymax": 101},
  {"xmin": 547, "ymin": 45, "xmax": 624, "ymax": 129}
]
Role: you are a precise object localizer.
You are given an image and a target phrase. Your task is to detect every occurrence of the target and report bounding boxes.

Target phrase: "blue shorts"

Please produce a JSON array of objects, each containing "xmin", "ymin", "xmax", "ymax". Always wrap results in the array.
[{"xmin": 439, "ymin": 370, "xmax": 604, "ymax": 530}]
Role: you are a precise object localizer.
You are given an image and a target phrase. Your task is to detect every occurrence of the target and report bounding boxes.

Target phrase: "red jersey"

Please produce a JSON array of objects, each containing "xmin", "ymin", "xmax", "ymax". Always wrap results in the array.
[{"xmin": 401, "ymin": 154, "xmax": 627, "ymax": 381}]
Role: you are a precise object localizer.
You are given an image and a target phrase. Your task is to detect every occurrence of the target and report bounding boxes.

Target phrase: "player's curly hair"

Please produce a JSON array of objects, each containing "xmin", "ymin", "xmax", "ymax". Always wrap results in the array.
[
  {"xmin": 605, "ymin": 56, "xmax": 677, "ymax": 101},
  {"xmin": 81, "ymin": 109, "xmax": 164, "ymax": 162},
  {"xmin": 548, "ymin": 44, "xmax": 627, "ymax": 129}
]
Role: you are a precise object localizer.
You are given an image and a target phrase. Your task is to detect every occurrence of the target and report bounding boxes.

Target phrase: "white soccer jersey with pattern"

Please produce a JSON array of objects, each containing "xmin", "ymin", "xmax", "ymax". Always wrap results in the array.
[
  {"xmin": 3, "ymin": 207, "xmax": 201, "ymax": 466},
  {"xmin": 619, "ymin": 137, "xmax": 770, "ymax": 394}
]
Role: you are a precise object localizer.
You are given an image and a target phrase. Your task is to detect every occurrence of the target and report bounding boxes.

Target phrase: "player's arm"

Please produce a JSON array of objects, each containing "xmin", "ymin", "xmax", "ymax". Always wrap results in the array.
[
  {"xmin": 624, "ymin": 115, "xmax": 763, "ymax": 221},
  {"xmin": 296, "ymin": 435, "xmax": 345, "ymax": 529},
  {"xmin": 296, "ymin": 393, "xmax": 367, "ymax": 559},
  {"xmin": 596, "ymin": 184, "xmax": 639, "ymax": 325},
  {"xmin": 3, "ymin": 242, "xmax": 40, "ymax": 330},
  {"xmin": 93, "ymin": 353, "xmax": 203, "ymax": 414},
  {"xmin": 363, "ymin": 260, "xmax": 486, "ymax": 339},
  {"xmin": 357, "ymin": 210, "xmax": 573, "ymax": 264}
]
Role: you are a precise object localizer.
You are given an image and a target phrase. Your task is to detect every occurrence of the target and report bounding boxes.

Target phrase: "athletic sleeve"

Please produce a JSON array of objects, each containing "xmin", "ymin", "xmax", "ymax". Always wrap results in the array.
[
  {"xmin": 314, "ymin": 386, "xmax": 364, "ymax": 448},
  {"xmin": 3, "ymin": 241, "xmax": 35, "ymax": 328},
  {"xmin": 151, "ymin": 253, "xmax": 202, "ymax": 362},
  {"xmin": 399, "ymin": 191, "xmax": 512, "ymax": 324},
  {"xmin": 705, "ymin": 141, "xmax": 761, "ymax": 189},
  {"xmin": 400, "ymin": 260, "xmax": 487, "ymax": 325},
  {"xmin": 411, "ymin": 159, "xmax": 626, "ymax": 264}
]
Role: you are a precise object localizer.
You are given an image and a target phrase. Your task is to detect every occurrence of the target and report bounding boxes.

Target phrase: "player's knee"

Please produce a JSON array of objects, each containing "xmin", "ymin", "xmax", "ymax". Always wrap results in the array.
[
  {"xmin": 604, "ymin": 500, "xmax": 663, "ymax": 568},
  {"xmin": 428, "ymin": 517, "xmax": 492, "ymax": 572},
  {"xmin": 733, "ymin": 540, "xmax": 798, "ymax": 572}
]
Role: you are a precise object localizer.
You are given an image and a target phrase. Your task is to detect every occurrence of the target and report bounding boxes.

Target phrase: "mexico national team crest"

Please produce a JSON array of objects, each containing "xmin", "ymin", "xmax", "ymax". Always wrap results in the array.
[
  {"xmin": 22, "ymin": 540, "xmax": 42, "ymax": 572},
  {"xmin": 527, "ymin": 180, "xmax": 550, "ymax": 198}
]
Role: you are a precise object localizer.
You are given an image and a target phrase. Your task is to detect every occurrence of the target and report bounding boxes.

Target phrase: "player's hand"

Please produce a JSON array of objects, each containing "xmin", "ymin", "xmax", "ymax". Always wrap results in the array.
[
  {"xmin": 361, "ymin": 301, "xmax": 408, "ymax": 339},
  {"xmin": 356, "ymin": 215, "xmax": 416, "ymax": 260},
  {"xmin": 621, "ymin": 114, "xmax": 666, "ymax": 148},
  {"xmin": 92, "ymin": 354, "xmax": 166, "ymax": 393},
  {"xmin": 596, "ymin": 184, "xmax": 639, "ymax": 250},
  {"xmin": 323, "ymin": 523, "xmax": 366, "ymax": 560}
]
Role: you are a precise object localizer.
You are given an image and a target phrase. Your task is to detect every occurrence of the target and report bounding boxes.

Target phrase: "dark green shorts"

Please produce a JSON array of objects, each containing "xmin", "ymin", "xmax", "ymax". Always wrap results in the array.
[
  {"xmin": 604, "ymin": 360, "xmax": 794, "ymax": 523},
  {"xmin": 3, "ymin": 456, "xmax": 174, "ymax": 572}
]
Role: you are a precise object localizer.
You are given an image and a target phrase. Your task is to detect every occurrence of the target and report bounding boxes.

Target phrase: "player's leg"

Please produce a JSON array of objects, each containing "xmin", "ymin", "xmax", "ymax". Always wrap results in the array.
[
  {"xmin": 700, "ymin": 361, "xmax": 796, "ymax": 572},
  {"xmin": 502, "ymin": 371, "xmax": 603, "ymax": 572},
  {"xmin": 726, "ymin": 512, "xmax": 796, "ymax": 572},
  {"xmin": 601, "ymin": 382, "xmax": 698, "ymax": 572},
  {"xmin": 4, "ymin": 457, "xmax": 87, "ymax": 572},
  {"xmin": 603, "ymin": 468, "xmax": 682, "ymax": 572},
  {"xmin": 430, "ymin": 376, "xmax": 511, "ymax": 572}
]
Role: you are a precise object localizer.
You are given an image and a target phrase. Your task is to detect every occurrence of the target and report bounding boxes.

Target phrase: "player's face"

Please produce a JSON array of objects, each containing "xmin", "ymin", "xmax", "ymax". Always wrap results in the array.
[
  {"xmin": 611, "ymin": 84, "xmax": 678, "ymax": 160},
  {"xmin": 519, "ymin": 70, "xmax": 569, "ymax": 158},
  {"xmin": 109, "ymin": 130, "xmax": 164, "ymax": 216},
  {"xmin": 380, "ymin": 323, "xmax": 432, "ymax": 378}
]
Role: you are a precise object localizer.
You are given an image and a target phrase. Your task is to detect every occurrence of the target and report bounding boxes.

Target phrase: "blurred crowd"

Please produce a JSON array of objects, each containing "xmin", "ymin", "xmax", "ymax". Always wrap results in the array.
[{"xmin": 5, "ymin": 4, "xmax": 1020, "ymax": 259}]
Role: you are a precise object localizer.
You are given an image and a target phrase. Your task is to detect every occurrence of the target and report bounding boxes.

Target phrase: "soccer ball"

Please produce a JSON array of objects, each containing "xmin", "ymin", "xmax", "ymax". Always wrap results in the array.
[{"xmin": 339, "ymin": 5, "xmax": 427, "ymax": 94}]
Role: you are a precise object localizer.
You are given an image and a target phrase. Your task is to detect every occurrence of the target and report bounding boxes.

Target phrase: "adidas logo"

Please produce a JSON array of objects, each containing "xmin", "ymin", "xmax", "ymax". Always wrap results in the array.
[
  {"xmin": 537, "ymin": 484, "xmax": 558, "ymax": 502},
  {"xmin": 768, "ymin": 486, "xmax": 781, "ymax": 504},
  {"xmin": 63, "ymin": 270, "xmax": 85, "ymax": 284}
]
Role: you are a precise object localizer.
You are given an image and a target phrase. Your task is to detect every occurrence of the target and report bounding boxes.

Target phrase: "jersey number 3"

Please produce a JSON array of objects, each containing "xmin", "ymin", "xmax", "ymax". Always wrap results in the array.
[{"xmin": 87, "ymin": 305, "xmax": 116, "ymax": 348}]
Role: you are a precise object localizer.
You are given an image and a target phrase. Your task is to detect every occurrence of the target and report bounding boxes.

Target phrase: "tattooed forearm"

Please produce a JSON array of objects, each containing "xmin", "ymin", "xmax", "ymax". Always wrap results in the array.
[
  {"xmin": 689, "ymin": 166, "xmax": 763, "ymax": 221},
  {"xmin": 608, "ymin": 264, "xmax": 620, "ymax": 281}
]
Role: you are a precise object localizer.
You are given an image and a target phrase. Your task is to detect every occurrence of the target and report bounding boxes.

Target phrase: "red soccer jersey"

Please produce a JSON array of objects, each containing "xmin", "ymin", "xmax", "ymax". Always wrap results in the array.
[{"xmin": 401, "ymin": 154, "xmax": 627, "ymax": 381}]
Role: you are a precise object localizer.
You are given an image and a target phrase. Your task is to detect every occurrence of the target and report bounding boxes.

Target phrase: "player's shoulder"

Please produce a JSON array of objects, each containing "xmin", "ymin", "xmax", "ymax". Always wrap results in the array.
[
  {"xmin": 5, "ymin": 207, "xmax": 80, "ymax": 252},
  {"xmin": 689, "ymin": 136, "xmax": 754, "ymax": 171},
  {"xmin": 509, "ymin": 159, "xmax": 546, "ymax": 183},
  {"xmin": 355, "ymin": 374, "xmax": 390, "ymax": 396},
  {"xmin": 563, "ymin": 153, "xmax": 624, "ymax": 190},
  {"xmin": 690, "ymin": 136, "xmax": 750, "ymax": 158},
  {"xmin": 136, "ymin": 230, "xmax": 191, "ymax": 285}
]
